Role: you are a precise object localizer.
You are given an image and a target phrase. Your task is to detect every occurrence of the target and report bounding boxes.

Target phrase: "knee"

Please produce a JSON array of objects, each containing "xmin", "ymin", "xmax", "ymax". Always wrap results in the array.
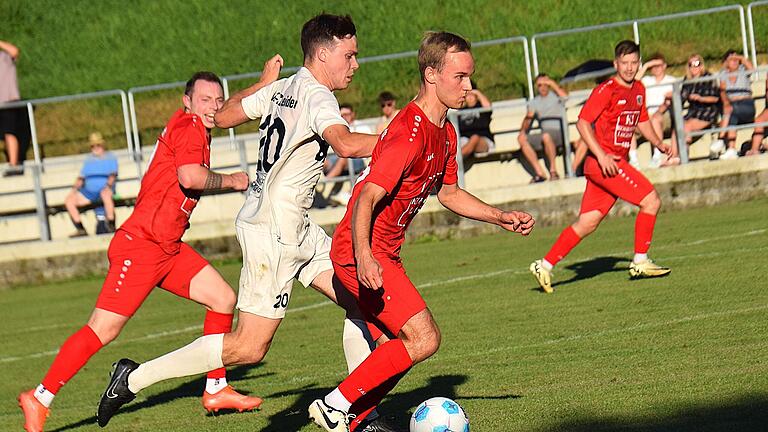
[
  {"xmin": 209, "ymin": 288, "xmax": 236, "ymax": 313},
  {"xmin": 403, "ymin": 325, "xmax": 441, "ymax": 364},
  {"xmin": 64, "ymin": 192, "xmax": 77, "ymax": 206},
  {"xmin": 574, "ymin": 216, "xmax": 601, "ymax": 236},
  {"xmin": 517, "ymin": 134, "xmax": 527, "ymax": 146},
  {"xmin": 641, "ymin": 191, "xmax": 662, "ymax": 214},
  {"xmin": 86, "ymin": 321, "xmax": 121, "ymax": 345},
  {"xmin": 100, "ymin": 188, "xmax": 113, "ymax": 200}
]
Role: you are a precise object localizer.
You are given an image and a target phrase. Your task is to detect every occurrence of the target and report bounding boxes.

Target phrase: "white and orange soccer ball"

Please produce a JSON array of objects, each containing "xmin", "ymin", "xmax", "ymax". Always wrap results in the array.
[{"xmin": 410, "ymin": 397, "xmax": 469, "ymax": 432}]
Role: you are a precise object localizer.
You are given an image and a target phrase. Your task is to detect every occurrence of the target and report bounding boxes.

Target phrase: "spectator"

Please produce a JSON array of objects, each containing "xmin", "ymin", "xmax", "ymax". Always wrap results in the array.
[
  {"xmin": 457, "ymin": 81, "xmax": 494, "ymax": 158},
  {"xmin": 321, "ymin": 103, "xmax": 370, "ymax": 206},
  {"xmin": 711, "ymin": 50, "xmax": 755, "ymax": 160},
  {"xmin": 64, "ymin": 132, "xmax": 118, "ymax": 237},
  {"xmin": 0, "ymin": 40, "xmax": 30, "ymax": 177},
  {"xmin": 518, "ymin": 73, "xmax": 569, "ymax": 182},
  {"xmin": 746, "ymin": 75, "xmax": 768, "ymax": 156},
  {"xmin": 375, "ymin": 91, "xmax": 399, "ymax": 134},
  {"xmin": 671, "ymin": 54, "xmax": 721, "ymax": 157},
  {"xmin": 632, "ymin": 53, "xmax": 678, "ymax": 168}
]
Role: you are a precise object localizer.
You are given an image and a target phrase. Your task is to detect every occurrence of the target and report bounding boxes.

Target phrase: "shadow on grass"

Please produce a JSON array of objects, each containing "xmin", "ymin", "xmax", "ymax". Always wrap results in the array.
[
  {"xmin": 49, "ymin": 364, "xmax": 269, "ymax": 432},
  {"xmin": 261, "ymin": 374, "xmax": 521, "ymax": 431},
  {"xmin": 540, "ymin": 393, "xmax": 768, "ymax": 432},
  {"xmin": 536, "ymin": 256, "xmax": 629, "ymax": 291}
]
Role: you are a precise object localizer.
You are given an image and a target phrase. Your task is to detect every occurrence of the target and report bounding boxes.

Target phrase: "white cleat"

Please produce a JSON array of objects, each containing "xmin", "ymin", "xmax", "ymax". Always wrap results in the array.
[
  {"xmin": 629, "ymin": 259, "xmax": 671, "ymax": 279},
  {"xmin": 309, "ymin": 399, "xmax": 352, "ymax": 432},
  {"xmin": 529, "ymin": 260, "xmax": 553, "ymax": 294}
]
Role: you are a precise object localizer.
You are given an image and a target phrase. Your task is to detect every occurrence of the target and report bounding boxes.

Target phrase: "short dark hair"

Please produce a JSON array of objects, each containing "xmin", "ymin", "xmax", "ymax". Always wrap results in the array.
[
  {"xmin": 185, "ymin": 71, "xmax": 222, "ymax": 96},
  {"xmin": 722, "ymin": 49, "xmax": 738, "ymax": 62},
  {"xmin": 418, "ymin": 31, "xmax": 471, "ymax": 81},
  {"xmin": 301, "ymin": 14, "xmax": 356, "ymax": 61},
  {"xmin": 339, "ymin": 103, "xmax": 353, "ymax": 111},
  {"xmin": 535, "ymin": 73, "xmax": 549, "ymax": 80},
  {"xmin": 648, "ymin": 52, "xmax": 666, "ymax": 63},
  {"xmin": 614, "ymin": 40, "xmax": 640, "ymax": 59},
  {"xmin": 378, "ymin": 91, "xmax": 396, "ymax": 104}
]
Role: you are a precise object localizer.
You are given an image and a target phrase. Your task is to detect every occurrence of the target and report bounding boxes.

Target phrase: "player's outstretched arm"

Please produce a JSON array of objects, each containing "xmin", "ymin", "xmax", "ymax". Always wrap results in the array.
[
  {"xmin": 437, "ymin": 183, "xmax": 534, "ymax": 235},
  {"xmin": 214, "ymin": 54, "xmax": 284, "ymax": 129},
  {"xmin": 636, "ymin": 120, "xmax": 672, "ymax": 156},
  {"xmin": 323, "ymin": 124, "xmax": 378, "ymax": 158},
  {"xmin": 352, "ymin": 182, "xmax": 387, "ymax": 289},
  {"xmin": 177, "ymin": 164, "xmax": 249, "ymax": 191}
]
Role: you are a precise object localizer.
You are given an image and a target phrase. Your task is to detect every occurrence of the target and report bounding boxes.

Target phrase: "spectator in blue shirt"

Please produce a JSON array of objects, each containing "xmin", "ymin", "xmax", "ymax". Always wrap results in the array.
[{"xmin": 64, "ymin": 132, "xmax": 118, "ymax": 237}]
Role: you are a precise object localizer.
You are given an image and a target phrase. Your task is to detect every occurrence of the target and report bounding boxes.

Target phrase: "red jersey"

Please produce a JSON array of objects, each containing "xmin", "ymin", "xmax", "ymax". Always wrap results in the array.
[
  {"xmin": 578, "ymin": 77, "xmax": 649, "ymax": 159},
  {"xmin": 121, "ymin": 109, "xmax": 211, "ymax": 255},
  {"xmin": 331, "ymin": 102, "xmax": 458, "ymax": 265}
]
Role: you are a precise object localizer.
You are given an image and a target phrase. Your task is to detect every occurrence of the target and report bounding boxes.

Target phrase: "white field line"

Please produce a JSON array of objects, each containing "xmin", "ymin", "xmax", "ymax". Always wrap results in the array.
[{"xmin": 1, "ymin": 228, "xmax": 764, "ymax": 364}]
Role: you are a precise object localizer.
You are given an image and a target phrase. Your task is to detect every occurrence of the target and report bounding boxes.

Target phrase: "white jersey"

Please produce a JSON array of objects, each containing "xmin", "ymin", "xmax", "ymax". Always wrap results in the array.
[{"xmin": 238, "ymin": 67, "xmax": 347, "ymax": 245}]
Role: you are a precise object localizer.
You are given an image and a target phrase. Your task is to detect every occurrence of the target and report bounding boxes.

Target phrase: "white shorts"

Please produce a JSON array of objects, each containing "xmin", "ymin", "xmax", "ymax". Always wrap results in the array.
[{"xmin": 235, "ymin": 221, "xmax": 332, "ymax": 319}]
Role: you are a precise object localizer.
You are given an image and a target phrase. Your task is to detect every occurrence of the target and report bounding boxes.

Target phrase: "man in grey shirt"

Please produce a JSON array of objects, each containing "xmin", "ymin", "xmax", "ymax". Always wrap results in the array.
[
  {"xmin": 517, "ymin": 73, "xmax": 569, "ymax": 182},
  {"xmin": 0, "ymin": 40, "xmax": 27, "ymax": 176}
]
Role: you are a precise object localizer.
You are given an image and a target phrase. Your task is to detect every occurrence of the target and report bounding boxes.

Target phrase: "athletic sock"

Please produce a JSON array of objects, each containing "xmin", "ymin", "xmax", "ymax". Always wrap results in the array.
[
  {"xmin": 33, "ymin": 384, "xmax": 55, "ymax": 408},
  {"xmin": 634, "ymin": 212, "xmax": 656, "ymax": 255},
  {"xmin": 335, "ymin": 339, "xmax": 412, "ymax": 407},
  {"xmin": 544, "ymin": 226, "xmax": 582, "ymax": 267},
  {"xmin": 128, "ymin": 333, "xmax": 224, "ymax": 394},
  {"xmin": 541, "ymin": 259, "xmax": 554, "ymax": 271},
  {"xmin": 203, "ymin": 310, "xmax": 233, "ymax": 381},
  {"xmin": 343, "ymin": 318, "xmax": 376, "ymax": 373},
  {"xmin": 205, "ymin": 378, "xmax": 228, "ymax": 394},
  {"xmin": 325, "ymin": 388, "xmax": 352, "ymax": 412},
  {"xmin": 40, "ymin": 325, "xmax": 104, "ymax": 394}
]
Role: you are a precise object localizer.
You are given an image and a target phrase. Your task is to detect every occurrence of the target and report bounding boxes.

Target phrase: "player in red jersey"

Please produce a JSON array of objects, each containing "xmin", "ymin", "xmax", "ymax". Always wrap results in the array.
[
  {"xmin": 530, "ymin": 40, "xmax": 673, "ymax": 294},
  {"xmin": 17, "ymin": 68, "xmax": 280, "ymax": 431},
  {"xmin": 308, "ymin": 32, "xmax": 535, "ymax": 432}
]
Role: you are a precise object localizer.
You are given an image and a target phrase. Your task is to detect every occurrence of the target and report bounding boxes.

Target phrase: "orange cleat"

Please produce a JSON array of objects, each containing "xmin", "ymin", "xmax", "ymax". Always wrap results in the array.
[
  {"xmin": 202, "ymin": 386, "xmax": 263, "ymax": 413},
  {"xmin": 18, "ymin": 389, "xmax": 50, "ymax": 432}
]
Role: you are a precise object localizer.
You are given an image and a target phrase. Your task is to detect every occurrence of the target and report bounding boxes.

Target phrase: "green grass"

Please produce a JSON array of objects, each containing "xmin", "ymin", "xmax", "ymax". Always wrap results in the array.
[
  {"xmin": 1, "ymin": 198, "xmax": 767, "ymax": 431},
  {"xmin": 2, "ymin": 0, "xmax": 766, "ymax": 158}
]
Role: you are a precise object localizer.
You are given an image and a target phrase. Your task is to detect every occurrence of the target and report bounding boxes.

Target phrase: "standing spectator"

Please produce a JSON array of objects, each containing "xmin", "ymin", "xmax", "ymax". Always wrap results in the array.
[
  {"xmin": 711, "ymin": 50, "xmax": 755, "ymax": 160},
  {"xmin": 672, "ymin": 55, "xmax": 721, "ymax": 155},
  {"xmin": 0, "ymin": 40, "xmax": 30, "ymax": 177},
  {"xmin": 64, "ymin": 132, "xmax": 118, "ymax": 237},
  {"xmin": 375, "ymin": 91, "xmax": 399, "ymax": 134},
  {"xmin": 457, "ymin": 81, "xmax": 494, "ymax": 158},
  {"xmin": 518, "ymin": 73, "xmax": 568, "ymax": 182},
  {"xmin": 633, "ymin": 53, "xmax": 678, "ymax": 168},
  {"xmin": 746, "ymin": 75, "xmax": 767, "ymax": 156}
]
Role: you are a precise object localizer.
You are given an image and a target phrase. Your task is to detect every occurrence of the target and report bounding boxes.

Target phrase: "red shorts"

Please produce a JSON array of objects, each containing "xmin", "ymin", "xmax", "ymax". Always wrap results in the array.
[
  {"xmin": 580, "ymin": 156, "xmax": 655, "ymax": 215},
  {"xmin": 95, "ymin": 230, "xmax": 209, "ymax": 316},
  {"xmin": 333, "ymin": 258, "xmax": 427, "ymax": 337}
]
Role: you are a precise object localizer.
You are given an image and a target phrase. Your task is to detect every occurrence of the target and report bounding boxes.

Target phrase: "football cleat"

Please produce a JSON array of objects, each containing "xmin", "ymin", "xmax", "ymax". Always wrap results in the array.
[
  {"xmin": 202, "ymin": 385, "xmax": 263, "ymax": 413},
  {"xmin": 530, "ymin": 260, "xmax": 553, "ymax": 293},
  {"xmin": 309, "ymin": 398, "xmax": 352, "ymax": 432},
  {"xmin": 18, "ymin": 389, "xmax": 50, "ymax": 432},
  {"xmin": 358, "ymin": 414, "xmax": 408, "ymax": 432},
  {"xmin": 629, "ymin": 259, "xmax": 671, "ymax": 279},
  {"xmin": 97, "ymin": 358, "xmax": 139, "ymax": 427}
]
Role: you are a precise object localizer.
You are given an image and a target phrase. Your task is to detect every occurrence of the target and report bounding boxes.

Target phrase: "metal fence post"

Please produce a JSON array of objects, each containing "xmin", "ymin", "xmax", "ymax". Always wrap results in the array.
[
  {"xmin": 30, "ymin": 163, "xmax": 51, "ymax": 241},
  {"xmin": 632, "ymin": 21, "xmax": 640, "ymax": 44},
  {"xmin": 560, "ymin": 111, "xmax": 574, "ymax": 178},
  {"xmin": 26, "ymin": 102, "xmax": 42, "ymax": 170},
  {"xmin": 449, "ymin": 113, "xmax": 466, "ymax": 189},
  {"xmin": 670, "ymin": 80, "xmax": 688, "ymax": 164}
]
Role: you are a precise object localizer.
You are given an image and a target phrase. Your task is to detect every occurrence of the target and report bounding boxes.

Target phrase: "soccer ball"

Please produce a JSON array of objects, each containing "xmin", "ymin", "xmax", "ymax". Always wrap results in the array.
[{"xmin": 410, "ymin": 397, "xmax": 469, "ymax": 432}]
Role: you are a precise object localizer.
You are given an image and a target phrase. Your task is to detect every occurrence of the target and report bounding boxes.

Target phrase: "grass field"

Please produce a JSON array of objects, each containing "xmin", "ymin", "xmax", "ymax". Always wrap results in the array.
[{"xmin": 1, "ymin": 197, "xmax": 767, "ymax": 431}]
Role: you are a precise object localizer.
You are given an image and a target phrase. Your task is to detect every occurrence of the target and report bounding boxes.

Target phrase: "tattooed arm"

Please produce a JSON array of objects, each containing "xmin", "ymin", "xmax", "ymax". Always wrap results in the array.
[{"xmin": 177, "ymin": 164, "xmax": 249, "ymax": 191}]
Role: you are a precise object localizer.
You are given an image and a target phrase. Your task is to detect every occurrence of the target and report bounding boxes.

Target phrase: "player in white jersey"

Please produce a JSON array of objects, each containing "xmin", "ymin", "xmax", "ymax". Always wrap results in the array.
[{"xmin": 97, "ymin": 14, "xmax": 399, "ymax": 432}]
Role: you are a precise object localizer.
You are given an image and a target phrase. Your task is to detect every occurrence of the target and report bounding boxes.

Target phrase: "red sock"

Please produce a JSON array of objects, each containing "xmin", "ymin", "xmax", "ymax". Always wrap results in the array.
[
  {"xmin": 544, "ymin": 226, "xmax": 582, "ymax": 267},
  {"xmin": 203, "ymin": 310, "xmax": 233, "ymax": 380},
  {"xmin": 338, "ymin": 339, "xmax": 412, "ymax": 405},
  {"xmin": 634, "ymin": 212, "xmax": 656, "ymax": 254},
  {"xmin": 41, "ymin": 325, "xmax": 104, "ymax": 394}
]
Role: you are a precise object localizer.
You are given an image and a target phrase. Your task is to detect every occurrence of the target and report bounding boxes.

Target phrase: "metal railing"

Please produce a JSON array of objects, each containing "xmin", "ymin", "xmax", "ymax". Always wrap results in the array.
[{"xmin": 748, "ymin": 1, "xmax": 768, "ymax": 80}]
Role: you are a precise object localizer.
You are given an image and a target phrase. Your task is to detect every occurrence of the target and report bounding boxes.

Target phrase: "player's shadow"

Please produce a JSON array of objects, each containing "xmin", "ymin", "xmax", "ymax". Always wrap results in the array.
[
  {"xmin": 48, "ymin": 364, "xmax": 271, "ymax": 432},
  {"xmin": 262, "ymin": 374, "xmax": 521, "ymax": 431},
  {"xmin": 541, "ymin": 393, "xmax": 768, "ymax": 432},
  {"xmin": 531, "ymin": 256, "xmax": 628, "ymax": 292}
]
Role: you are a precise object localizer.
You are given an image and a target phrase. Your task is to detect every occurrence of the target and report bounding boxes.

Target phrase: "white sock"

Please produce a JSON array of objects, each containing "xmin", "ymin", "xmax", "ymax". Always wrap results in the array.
[
  {"xmin": 633, "ymin": 253, "xmax": 648, "ymax": 264},
  {"xmin": 541, "ymin": 259, "xmax": 554, "ymax": 271},
  {"xmin": 325, "ymin": 387, "xmax": 352, "ymax": 412},
  {"xmin": 629, "ymin": 149, "xmax": 638, "ymax": 161},
  {"xmin": 343, "ymin": 318, "xmax": 375, "ymax": 373},
  {"xmin": 128, "ymin": 334, "xmax": 224, "ymax": 394},
  {"xmin": 205, "ymin": 377, "xmax": 228, "ymax": 394},
  {"xmin": 34, "ymin": 384, "xmax": 55, "ymax": 408}
]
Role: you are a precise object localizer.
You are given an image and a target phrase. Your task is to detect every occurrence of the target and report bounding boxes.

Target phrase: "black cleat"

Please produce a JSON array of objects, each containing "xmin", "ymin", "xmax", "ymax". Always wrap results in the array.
[
  {"xmin": 97, "ymin": 358, "xmax": 139, "ymax": 427},
  {"xmin": 359, "ymin": 415, "xmax": 409, "ymax": 432}
]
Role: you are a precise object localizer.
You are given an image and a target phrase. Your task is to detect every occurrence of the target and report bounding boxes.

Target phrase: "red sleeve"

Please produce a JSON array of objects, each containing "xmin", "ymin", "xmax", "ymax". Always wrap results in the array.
[
  {"xmin": 364, "ymin": 122, "xmax": 423, "ymax": 194},
  {"xmin": 442, "ymin": 123, "xmax": 458, "ymax": 185},
  {"xmin": 578, "ymin": 81, "xmax": 613, "ymax": 123},
  {"xmin": 173, "ymin": 119, "xmax": 207, "ymax": 169}
]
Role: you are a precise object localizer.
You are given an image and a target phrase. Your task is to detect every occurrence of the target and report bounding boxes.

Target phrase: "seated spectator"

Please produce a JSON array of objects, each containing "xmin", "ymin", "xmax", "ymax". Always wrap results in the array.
[
  {"xmin": 375, "ymin": 91, "xmax": 399, "ymax": 134},
  {"xmin": 64, "ymin": 132, "xmax": 118, "ymax": 237},
  {"xmin": 457, "ymin": 81, "xmax": 494, "ymax": 158},
  {"xmin": 570, "ymin": 137, "xmax": 589, "ymax": 175},
  {"xmin": 1, "ymin": 40, "xmax": 30, "ymax": 177},
  {"xmin": 669, "ymin": 54, "xmax": 721, "ymax": 160},
  {"xmin": 518, "ymin": 73, "xmax": 569, "ymax": 182},
  {"xmin": 711, "ymin": 50, "xmax": 755, "ymax": 160},
  {"xmin": 632, "ymin": 52, "xmax": 678, "ymax": 168},
  {"xmin": 747, "ymin": 75, "xmax": 768, "ymax": 156},
  {"xmin": 321, "ymin": 103, "xmax": 370, "ymax": 206}
]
